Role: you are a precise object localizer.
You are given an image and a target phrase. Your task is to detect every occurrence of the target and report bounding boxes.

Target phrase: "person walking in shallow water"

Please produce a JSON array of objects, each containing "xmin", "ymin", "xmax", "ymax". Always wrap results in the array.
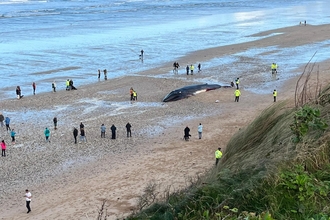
[
  {"xmin": 190, "ymin": 64, "xmax": 194, "ymax": 75},
  {"xmin": 103, "ymin": 69, "xmax": 107, "ymax": 80},
  {"xmin": 16, "ymin": 86, "xmax": 22, "ymax": 99},
  {"xmin": 140, "ymin": 49, "xmax": 144, "ymax": 60},
  {"xmin": 52, "ymin": 81, "xmax": 56, "ymax": 92},
  {"xmin": 32, "ymin": 82, "xmax": 36, "ymax": 95}
]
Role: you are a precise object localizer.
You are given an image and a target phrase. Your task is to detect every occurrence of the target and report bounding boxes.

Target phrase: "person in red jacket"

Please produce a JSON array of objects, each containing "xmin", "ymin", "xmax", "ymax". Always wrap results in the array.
[{"xmin": 1, "ymin": 140, "xmax": 6, "ymax": 157}]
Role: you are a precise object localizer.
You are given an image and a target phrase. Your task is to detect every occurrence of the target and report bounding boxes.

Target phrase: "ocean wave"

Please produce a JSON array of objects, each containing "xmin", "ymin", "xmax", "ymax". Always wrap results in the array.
[{"xmin": 0, "ymin": 0, "xmax": 47, "ymax": 5}]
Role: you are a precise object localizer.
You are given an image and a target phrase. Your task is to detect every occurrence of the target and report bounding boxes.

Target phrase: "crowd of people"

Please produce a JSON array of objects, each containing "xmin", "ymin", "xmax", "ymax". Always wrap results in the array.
[{"xmin": 172, "ymin": 62, "xmax": 202, "ymax": 75}]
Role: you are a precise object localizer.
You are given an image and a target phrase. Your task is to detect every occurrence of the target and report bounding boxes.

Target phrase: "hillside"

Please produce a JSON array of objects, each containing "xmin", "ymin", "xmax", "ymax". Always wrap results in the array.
[{"xmin": 125, "ymin": 70, "xmax": 330, "ymax": 220}]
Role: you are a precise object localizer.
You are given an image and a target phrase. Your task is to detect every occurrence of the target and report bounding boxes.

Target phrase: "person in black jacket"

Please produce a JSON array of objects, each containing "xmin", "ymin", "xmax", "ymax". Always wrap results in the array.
[
  {"xmin": 184, "ymin": 126, "xmax": 191, "ymax": 141},
  {"xmin": 111, "ymin": 124, "xmax": 116, "ymax": 139},
  {"xmin": 73, "ymin": 127, "xmax": 78, "ymax": 144},
  {"xmin": 53, "ymin": 117, "xmax": 58, "ymax": 130},
  {"xmin": 126, "ymin": 122, "xmax": 132, "ymax": 137}
]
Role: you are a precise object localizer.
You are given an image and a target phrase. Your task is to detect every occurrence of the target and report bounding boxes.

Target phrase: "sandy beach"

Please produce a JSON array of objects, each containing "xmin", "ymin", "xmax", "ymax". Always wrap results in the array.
[{"xmin": 1, "ymin": 24, "xmax": 330, "ymax": 220}]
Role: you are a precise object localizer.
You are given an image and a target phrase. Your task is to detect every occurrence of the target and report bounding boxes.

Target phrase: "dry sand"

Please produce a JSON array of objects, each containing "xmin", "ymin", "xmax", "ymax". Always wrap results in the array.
[{"xmin": 1, "ymin": 24, "xmax": 330, "ymax": 220}]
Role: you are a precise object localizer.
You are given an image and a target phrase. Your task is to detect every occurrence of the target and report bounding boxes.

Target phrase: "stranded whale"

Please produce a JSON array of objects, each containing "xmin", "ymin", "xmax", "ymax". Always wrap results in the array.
[{"xmin": 163, "ymin": 83, "xmax": 225, "ymax": 102}]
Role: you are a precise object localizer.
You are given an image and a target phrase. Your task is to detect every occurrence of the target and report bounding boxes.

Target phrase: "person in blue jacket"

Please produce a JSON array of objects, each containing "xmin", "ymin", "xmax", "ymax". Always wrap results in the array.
[{"xmin": 5, "ymin": 117, "xmax": 11, "ymax": 132}]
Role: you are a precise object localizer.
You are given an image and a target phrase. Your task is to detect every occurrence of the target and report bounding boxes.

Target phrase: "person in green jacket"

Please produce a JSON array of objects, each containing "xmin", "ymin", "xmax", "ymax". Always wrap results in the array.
[{"xmin": 44, "ymin": 127, "xmax": 50, "ymax": 142}]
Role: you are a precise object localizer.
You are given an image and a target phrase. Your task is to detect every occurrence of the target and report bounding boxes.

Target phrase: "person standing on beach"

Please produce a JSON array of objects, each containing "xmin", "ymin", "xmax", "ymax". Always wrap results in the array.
[
  {"xmin": 1, "ymin": 140, "xmax": 6, "ymax": 157},
  {"xmin": 80, "ymin": 128, "xmax": 86, "ymax": 142},
  {"xmin": 101, "ymin": 124, "xmax": 106, "ymax": 138},
  {"xmin": 215, "ymin": 148, "xmax": 223, "ymax": 166},
  {"xmin": 133, "ymin": 90, "xmax": 137, "ymax": 101},
  {"xmin": 44, "ymin": 127, "xmax": 50, "ymax": 142},
  {"xmin": 186, "ymin": 65, "xmax": 189, "ymax": 75},
  {"xmin": 53, "ymin": 117, "xmax": 58, "ymax": 130},
  {"xmin": 273, "ymin": 89, "xmax": 277, "ymax": 102},
  {"xmin": 80, "ymin": 122, "xmax": 84, "ymax": 131},
  {"xmin": 198, "ymin": 123, "xmax": 203, "ymax": 139},
  {"xmin": 111, "ymin": 124, "xmax": 116, "ymax": 139},
  {"xmin": 10, "ymin": 129, "xmax": 16, "ymax": 143},
  {"xmin": 0, "ymin": 113, "xmax": 4, "ymax": 128},
  {"xmin": 103, "ymin": 69, "xmax": 107, "ymax": 80},
  {"xmin": 126, "ymin": 122, "xmax": 132, "ymax": 137},
  {"xmin": 130, "ymin": 87, "xmax": 134, "ymax": 101},
  {"xmin": 198, "ymin": 63, "xmax": 201, "ymax": 72},
  {"xmin": 190, "ymin": 64, "xmax": 194, "ymax": 75},
  {"xmin": 32, "ymin": 82, "xmax": 36, "ymax": 95},
  {"xmin": 73, "ymin": 127, "xmax": 78, "ymax": 144},
  {"xmin": 235, "ymin": 78, "xmax": 240, "ymax": 89},
  {"xmin": 98, "ymin": 69, "xmax": 101, "ymax": 80},
  {"xmin": 234, "ymin": 89, "xmax": 241, "ymax": 102},
  {"xmin": 24, "ymin": 189, "xmax": 32, "ymax": 213},
  {"xmin": 52, "ymin": 81, "xmax": 56, "ymax": 92},
  {"xmin": 184, "ymin": 126, "xmax": 191, "ymax": 141},
  {"xmin": 5, "ymin": 116, "xmax": 11, "ymax": 131}
]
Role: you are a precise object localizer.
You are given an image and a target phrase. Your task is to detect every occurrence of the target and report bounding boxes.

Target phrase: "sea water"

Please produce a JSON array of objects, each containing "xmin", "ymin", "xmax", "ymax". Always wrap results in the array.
[{"xmin": 0, "ymin": 0, "xmax": 329, "ymax": 99}]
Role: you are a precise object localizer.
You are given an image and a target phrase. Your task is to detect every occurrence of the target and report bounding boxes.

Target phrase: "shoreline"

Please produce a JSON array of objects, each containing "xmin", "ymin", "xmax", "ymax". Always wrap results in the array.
[
  {"xmin": 1, "ymin": 24, "xmax": 330, "ymax": 220},
  {"xmin": 2, "ymin": 24, "xmax": 330, "ymax": 102}
]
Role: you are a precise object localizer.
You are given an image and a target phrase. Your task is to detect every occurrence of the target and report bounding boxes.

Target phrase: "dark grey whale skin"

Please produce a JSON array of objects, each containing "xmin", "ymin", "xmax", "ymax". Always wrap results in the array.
[{"xmin": 162, "ymin": 84, "xmax": 224, "ymax": 102}]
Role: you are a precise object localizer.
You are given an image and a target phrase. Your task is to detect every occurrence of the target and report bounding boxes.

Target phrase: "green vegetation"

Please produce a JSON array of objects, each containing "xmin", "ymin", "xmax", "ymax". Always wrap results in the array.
[
  {"xmin": 290, "ymin": 106, "xmax": 328, "ymax": 143},
  {"xmin": 118, "ymin": 79, "xmax": 330, "ymax": 219}
]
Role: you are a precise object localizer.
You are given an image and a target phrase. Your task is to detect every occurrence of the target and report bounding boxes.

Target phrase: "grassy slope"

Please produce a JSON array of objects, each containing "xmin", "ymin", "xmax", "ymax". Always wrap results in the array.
[{"xmin": 126, "ymin": 86, "xmax": 330, "ymax": 220}]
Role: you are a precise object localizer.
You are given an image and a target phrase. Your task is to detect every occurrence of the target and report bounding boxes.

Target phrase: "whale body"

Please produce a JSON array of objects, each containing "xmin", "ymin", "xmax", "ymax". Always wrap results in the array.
[{"xmin": 162, "ymin": 84, "xmax": 222, "ymax": 102}]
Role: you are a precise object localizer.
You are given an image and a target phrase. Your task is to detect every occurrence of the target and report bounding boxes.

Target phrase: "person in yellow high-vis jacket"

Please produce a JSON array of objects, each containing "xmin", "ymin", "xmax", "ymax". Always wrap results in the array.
[
  {"xmin": 234, "ymin": 89, "xmax": 241, "ymax": 102},
  {"xmin": 235, "ymin": 77, "xmax": 240, "ymax": 89},
  {"xmin": 271, "ymin": 63, "xmax": 277, "ymax": 74},
  {"xmin": 215, "ymin": 148, "xmax": 223, "ymax": 166},
  {"xmin": 273, "ymin": 89, "xmax": 277, "ymax": 102},
  {"xmin": 66, "ymin": 79, "xmax": 70, "ymax": 90}
]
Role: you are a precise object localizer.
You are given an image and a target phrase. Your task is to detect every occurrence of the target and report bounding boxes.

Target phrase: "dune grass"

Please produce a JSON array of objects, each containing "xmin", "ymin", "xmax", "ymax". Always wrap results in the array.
[{"xmin": 124, "ymin": 84, "xmax": 330, "ymax": 220}]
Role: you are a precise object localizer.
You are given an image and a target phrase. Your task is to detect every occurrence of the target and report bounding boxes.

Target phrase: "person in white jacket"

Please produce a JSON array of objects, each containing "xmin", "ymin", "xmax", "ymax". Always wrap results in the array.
[{"xmin": 198, "ymin": 123, "xmax": 203, "ymax": 139}]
